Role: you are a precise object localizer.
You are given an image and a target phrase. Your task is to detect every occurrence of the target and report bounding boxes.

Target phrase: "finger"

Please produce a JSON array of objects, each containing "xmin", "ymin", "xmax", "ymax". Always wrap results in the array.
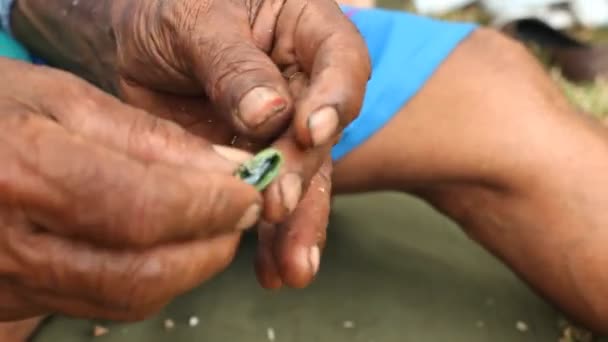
[
  {"xmin": 263, "ymin": 134, "xmax": 332, "ymax": 223},
  {"xmin": 8, "ymin": 228, "xmax": 241, "ymax": 320},
  {"xmin": 274, "ymin": 161, "xmax": 332, "ymax": 288},
  {"xmin": 3, "ymin": 114, "xmax": 261, "ymax": 248},
  {"xmin": 187, "ymin": 8, "xmax": 292, "ymax": 139},
  {"xmin": 39, "ymin": 73, "xmax": 252, "ymax": 173},
  {"xmin": 273, "ymin": 0, "xmax": 370, "ymax": 147},
  {"xmin": 254, "ymin": 222, "xmax": 283, "ymax": 290},
  {"xmin": 261, "ymin": 66, "xmax": 334, "ymax": 222}
]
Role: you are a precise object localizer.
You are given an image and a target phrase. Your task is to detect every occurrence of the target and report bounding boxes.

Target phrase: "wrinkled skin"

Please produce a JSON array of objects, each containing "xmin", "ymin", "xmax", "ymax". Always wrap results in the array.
[
  {"xmin": 12, "ymin": 0, "xmax": 370, "ymax": 221},
  {"xmin": 7, "ymin": 0, "xmax": 370, "ymax": 321},
  {"xmin": 0, "ymin": 58, "xmax": 266, "ymax": 321},
  {"xmin": 120, "ymin": 82, "xmax": 333, "ymax": 290}
]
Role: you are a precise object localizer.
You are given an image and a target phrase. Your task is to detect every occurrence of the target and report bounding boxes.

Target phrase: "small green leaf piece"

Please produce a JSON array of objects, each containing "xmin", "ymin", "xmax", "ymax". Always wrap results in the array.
[{"xmin": 235, "ymin": 148, "xmax": 284, "ymax": 191}]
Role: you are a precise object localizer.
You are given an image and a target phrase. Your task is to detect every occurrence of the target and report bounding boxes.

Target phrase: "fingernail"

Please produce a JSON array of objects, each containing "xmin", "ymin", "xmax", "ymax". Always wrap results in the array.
[
  {"xmin": 212, "ymin": 145, "xmax": 253, "ymax": 164},
  {"xmin": 239, "ymin": 87, "xmax": 286, "ymax": 128},
  {"xmin": 279, "ymin": 173, "xmax": 302, "ymax": 213},
  {"xmin": 308, "ymin": 106, "xmax": 339, "ymax": 146},
  {"xmin": 236, "ymin": 204, "xmax": 261, "ymax": 231},
  {"xmin": 309, "ymin": 245, "xmax": 320, "ymax": 276}
]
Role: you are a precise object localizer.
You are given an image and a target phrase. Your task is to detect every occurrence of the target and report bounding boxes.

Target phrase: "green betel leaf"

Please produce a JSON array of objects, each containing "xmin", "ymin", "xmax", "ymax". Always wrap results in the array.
[{"xmin": 235, "ymin": 148, "xmax": 284, "ymax": 191}]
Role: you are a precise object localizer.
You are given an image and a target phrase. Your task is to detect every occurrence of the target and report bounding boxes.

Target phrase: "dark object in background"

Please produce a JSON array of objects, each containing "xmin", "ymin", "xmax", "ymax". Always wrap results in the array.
[{"xmin": 502, "ymin": 18, "xmax": 608, "ymax": 82}]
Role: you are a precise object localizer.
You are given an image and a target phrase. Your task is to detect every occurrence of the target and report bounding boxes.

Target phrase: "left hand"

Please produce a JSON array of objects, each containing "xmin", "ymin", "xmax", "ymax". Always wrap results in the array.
[{"xmin": 13, "ymin": 0, "xmax": 370, "ymax": 222}]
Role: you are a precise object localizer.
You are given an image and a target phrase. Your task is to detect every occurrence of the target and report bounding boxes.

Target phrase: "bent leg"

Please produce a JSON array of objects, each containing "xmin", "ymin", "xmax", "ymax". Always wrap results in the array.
[{"xmin": 334, "ymin": 27, "xmax": 608, "ymax": 333}]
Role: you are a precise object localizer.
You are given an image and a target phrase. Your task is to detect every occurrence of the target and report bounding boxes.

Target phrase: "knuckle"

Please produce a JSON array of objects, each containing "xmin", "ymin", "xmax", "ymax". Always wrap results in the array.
[
  {"xmin": 201, "ymin": 41, "xmax": 268, "ymax": 100},
  {"xmin": 37, "ymin": 72, "xmax": 105, "ymax": 125},
  {"xmin": 56, "ymin": 92, "xmax": 104, "ymax": 128},
  {"xmin": 125, "ymin": 111, "xmax": 190, "ymax": 163},
  {"xmin": 126, "ymin": 113, "xmax": 166, "ymax": 160}
]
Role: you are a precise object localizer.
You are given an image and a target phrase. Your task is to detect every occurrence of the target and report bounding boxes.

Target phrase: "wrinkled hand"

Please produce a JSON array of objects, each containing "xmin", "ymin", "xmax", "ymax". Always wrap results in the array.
[
  {"xmin": 122, "ymin": 83, "xmax": 332, "ymax": 288},
  {"xmin": 12, "ymin": 0, "xmax": 371, "ymax": 289},
  {"xmin": 14, "ymin": 0, "xmax": 369, "ymax": 220},
  {"xmin": 0, "ymin": 58, "xmax": 262, "ymax": 321},
  {"xmin": 111, "ymin": 0, "xmax": 369, "ymax": 222}
]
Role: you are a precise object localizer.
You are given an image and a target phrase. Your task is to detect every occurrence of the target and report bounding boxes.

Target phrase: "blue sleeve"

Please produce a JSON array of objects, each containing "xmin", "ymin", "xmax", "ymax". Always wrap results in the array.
[{"xmin": 332, "ymin": 6, "xmax": 477, "ymax": 161}]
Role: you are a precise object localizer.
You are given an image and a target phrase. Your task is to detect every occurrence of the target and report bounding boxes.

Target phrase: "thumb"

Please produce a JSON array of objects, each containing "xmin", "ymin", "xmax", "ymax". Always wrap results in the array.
[{"xmin": 188, "ymin": 27, "xmax": 292, "ymax": 139}]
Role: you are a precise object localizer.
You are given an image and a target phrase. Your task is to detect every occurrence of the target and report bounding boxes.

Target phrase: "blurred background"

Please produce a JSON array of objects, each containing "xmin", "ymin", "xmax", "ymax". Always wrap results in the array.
[{"xmin": 351, "ymin": 0, "xmax": 608, "ymax": 119}]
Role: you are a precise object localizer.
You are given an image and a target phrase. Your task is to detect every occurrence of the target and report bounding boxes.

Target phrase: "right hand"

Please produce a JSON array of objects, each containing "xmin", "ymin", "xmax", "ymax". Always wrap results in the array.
[{"xmin": 0, "ymin": 58, "xmax": 262, "ymax": 321}]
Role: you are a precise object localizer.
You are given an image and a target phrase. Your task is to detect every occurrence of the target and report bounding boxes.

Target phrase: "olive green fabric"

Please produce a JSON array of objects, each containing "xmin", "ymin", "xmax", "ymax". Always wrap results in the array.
[{"xmin": 33, "ymin": 193, "xmax": 564, "ymax": 342}]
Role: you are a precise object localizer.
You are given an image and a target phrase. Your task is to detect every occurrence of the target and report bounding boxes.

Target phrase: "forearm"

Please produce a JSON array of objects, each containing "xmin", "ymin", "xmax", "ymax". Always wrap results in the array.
[{"xmin": 10, "ymin": 0, "xmax": 117, "ymax": 91}]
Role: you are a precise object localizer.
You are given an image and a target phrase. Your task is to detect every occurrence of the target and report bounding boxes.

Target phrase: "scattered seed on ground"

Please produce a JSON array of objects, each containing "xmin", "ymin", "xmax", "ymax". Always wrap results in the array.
[
  {"xmin": 516, "ymin": 321, "xmax": 529, "ymax": 332},
  {"xmin": 164, "ymin": 319, "xmax": 175, "ymax": 330},
  {"xmin": 189, "ymin": 316, "xmax": 199, "ymax": 327},
  {"xmin": 267, "ymin": 327, "xmax": 276, "ymax": 341},
  {"xmin": 93, "ymin": 325, "xmax": 109, "ymax": 337},
  {"xmin": 343, "ymin": 320, "xmax": 355, "ymax": 329}
]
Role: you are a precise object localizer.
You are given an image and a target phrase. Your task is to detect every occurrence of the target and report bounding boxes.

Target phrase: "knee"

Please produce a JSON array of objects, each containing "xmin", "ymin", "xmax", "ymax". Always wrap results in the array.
[
  {"xmin": 467, "ymin": 27, "xmax": 535, "ymax": 68},
  {"xmin": 462, "ymin": 27, "xmax": 561, "ymax": 94}
]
